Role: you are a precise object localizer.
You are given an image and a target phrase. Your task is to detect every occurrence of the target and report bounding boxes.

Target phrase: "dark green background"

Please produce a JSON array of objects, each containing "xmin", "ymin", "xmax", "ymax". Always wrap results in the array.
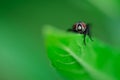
[{"xmin": 0, "ymin": 0, "xmax": 120, "ymax": 80}]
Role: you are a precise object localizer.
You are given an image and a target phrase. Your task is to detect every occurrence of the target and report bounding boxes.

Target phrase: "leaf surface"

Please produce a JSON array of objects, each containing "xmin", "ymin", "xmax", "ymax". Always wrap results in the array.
[{"xmin": 43, "ymin": 25, "xmax": 120, "ymax": 80}]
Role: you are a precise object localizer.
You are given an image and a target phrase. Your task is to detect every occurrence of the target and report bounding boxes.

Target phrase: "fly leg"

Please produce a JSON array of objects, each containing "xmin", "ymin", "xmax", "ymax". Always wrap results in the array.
[
  {"xmin": 86, "ymin": 24, "xmax": 93, "ymax": 41},
  {"xmin": 83, "ymin": 32, "xmax": 87, "ymax": 45}
]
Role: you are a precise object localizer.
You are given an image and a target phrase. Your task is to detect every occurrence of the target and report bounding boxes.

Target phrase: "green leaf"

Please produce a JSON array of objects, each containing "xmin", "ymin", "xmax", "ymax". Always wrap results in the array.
[{"xmin": 43, "ymin": 25, "xmax": 120, "ymax": 80}]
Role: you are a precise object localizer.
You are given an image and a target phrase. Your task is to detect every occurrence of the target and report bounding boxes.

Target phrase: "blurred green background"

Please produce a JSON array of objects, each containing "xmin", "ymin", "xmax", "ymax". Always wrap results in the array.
[{"xmin": 0, "ymin": 0, "xmax": 120, "ymax": 80}]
